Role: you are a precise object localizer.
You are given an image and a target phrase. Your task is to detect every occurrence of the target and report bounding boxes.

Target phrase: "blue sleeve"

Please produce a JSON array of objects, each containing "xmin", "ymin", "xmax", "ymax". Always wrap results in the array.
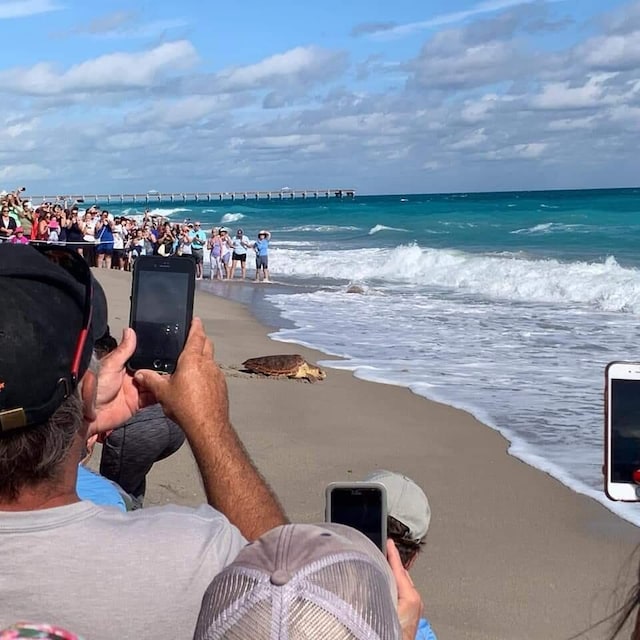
[
  {"xmin": 76, "ymin": 465, "xmax": 127, "ymax": 511},
  {"xmin": 415, "ymin": 618, "xmax": 437, "ymax": 640}
]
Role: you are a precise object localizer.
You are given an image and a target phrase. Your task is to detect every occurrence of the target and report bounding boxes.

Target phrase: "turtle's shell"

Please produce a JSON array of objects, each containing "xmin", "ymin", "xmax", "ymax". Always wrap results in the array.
[{"xmin": 242, "ymin": 354, "xmax": 306, "ymax": 375}]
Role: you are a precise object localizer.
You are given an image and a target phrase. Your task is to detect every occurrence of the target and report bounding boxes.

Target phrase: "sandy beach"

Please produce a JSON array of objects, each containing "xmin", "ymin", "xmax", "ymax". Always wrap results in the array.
[{"xmin": 93, "ymin": 268, "xmax": 640, "ymax": 640}]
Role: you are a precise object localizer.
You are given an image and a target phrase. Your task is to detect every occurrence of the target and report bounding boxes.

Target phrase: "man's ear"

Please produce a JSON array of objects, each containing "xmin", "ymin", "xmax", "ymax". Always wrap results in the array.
[{"xmin": 80, "ymin": 370, "xmax": 98, "ymax": 425}]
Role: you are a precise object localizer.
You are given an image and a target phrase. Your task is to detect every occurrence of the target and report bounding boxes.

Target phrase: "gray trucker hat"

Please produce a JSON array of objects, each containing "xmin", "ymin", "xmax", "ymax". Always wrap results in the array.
[
  {"xmin": 364, "ymin": 470, "xmax": 431, "ymax": 542},
  {"xmin": 194, "ymin": 523, "xmax": 401, "ymax": 640}
]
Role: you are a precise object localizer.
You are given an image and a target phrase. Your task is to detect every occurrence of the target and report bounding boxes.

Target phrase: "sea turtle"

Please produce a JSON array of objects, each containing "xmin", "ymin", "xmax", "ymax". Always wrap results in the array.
[{"xmin": 242, "ymin": 354, "xmax": 326, "ymax": 382}]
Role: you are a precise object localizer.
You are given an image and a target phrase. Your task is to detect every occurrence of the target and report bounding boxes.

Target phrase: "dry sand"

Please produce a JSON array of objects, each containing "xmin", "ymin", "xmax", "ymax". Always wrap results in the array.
[{"xmin": 94, "ymin": 268, "xmax": 640, "ymax": 640}]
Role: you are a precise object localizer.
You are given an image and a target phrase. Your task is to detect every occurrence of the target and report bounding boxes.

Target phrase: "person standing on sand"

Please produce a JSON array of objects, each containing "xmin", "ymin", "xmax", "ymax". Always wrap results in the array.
[
  {"xmin": 208, "ymin": 228, "xmax": 224, "ymax": 280},
  {"xmin": 95, "ymin": 211, "xmax": 114, "ymax": 269},
  {"xmin": 189, "ymin": 222, "xmax": 207, "ymax": 280},
  {"xmin": 219, "ymin": 228, "xmax": 233, "ymax": 278},
  {"xmin": 230, "ymin": 228, "xmax": 250, "ymax": 280},
  {"xmin": 252, "ymin": 230, "xmax": 271, "ymax": 282},
  {"xmin": 364, "ymin": 470, "xmax": 437, "ymax": 640}
]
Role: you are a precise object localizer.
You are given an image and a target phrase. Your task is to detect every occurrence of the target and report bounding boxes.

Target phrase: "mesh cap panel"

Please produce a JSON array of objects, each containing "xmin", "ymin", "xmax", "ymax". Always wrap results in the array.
[{"xmin": 195, "ymin": 530, "xmax": 401, "ymax": 640}]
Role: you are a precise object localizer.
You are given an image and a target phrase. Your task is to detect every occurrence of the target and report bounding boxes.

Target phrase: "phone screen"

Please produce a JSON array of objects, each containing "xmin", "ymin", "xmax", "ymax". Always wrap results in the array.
[
  {"xmin": 131, "ymin": 267, "xmax": 193, "ymax": 372},
  {"xmin": 329, "ymin": 487, "xmax": 384, "ymax": 551},
  {"xmin": 611, "ymin": 379, "xmax": 640, "ymax": 483}
]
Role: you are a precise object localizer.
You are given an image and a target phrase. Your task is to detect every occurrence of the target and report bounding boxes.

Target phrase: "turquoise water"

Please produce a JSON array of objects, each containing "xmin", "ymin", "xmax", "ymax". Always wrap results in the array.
[{"xmin": 111, "ymin": 188, "xmax": 640, "ymax": 526}]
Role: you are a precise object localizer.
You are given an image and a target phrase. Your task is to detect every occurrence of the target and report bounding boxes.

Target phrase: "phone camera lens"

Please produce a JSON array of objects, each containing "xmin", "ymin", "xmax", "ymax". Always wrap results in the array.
[{"xmin": 153, "ymin": 359, "xmax": 162, "ymax": 370}]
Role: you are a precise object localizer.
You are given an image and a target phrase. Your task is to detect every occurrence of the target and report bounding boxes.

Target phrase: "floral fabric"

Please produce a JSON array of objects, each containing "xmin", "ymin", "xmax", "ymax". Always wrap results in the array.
[{"xmin": 0, "ymin": 623, "xmax": 83, "ymax": 639}]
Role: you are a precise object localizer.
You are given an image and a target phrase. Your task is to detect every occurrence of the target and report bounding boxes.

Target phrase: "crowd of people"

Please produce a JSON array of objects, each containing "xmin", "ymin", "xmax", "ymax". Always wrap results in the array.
[{"xmin": 0, "ymin": 187, "xmax": 271, "ymax": 282}]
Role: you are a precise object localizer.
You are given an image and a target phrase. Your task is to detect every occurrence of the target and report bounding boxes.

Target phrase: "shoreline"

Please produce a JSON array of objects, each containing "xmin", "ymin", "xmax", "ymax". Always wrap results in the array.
[
  {"xmin": 94, "ymin": 269, "xmax": 640, "ymax": 640},
  {"xmin": 202, "ymin": 272, "xmax": 640, "ymax": 532}
]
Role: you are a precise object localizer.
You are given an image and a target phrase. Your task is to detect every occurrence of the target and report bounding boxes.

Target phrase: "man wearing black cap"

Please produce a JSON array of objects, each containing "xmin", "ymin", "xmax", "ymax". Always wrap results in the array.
[{"xmin": 0, "ymin": 244, "xmax": 286, "ymax": 640}]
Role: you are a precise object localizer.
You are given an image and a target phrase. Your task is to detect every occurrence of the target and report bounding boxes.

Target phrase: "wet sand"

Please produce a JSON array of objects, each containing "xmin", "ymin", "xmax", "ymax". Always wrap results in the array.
[{"xmin": 94, "ymin": 268, "xmax": 640, "ymax": 640}]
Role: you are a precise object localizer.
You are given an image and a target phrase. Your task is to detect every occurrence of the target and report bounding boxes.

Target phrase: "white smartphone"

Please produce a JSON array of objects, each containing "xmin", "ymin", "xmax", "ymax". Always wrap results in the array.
[
  {"xmin": 605, "ymin": 362, "xmax": 640, "ymax": 501},
  {"xmin": 325, "ymin": 482, "xmax": 387, "ymax": 552}
]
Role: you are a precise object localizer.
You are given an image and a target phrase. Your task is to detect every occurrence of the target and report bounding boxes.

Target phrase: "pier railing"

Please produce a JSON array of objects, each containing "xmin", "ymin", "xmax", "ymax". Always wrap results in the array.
[{"xmin": 27, "ymin": 189, "xmax": 356, "ymax": 205}]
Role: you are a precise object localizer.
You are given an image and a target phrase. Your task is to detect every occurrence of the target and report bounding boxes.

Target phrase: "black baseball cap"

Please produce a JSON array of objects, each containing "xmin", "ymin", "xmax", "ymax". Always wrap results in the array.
[{"xmin": 0, "ymin": 244, "xmax": 108, "ymax": 432}]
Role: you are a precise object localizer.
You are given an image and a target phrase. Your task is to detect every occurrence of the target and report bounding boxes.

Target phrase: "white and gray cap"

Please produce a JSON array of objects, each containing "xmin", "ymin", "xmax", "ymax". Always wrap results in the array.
[
  {"xmin": 364, "ymin": 470, "xmax": 430, "ymax": 542},
  {"xmin": 194, "ymin": 523, "xmax": 401, "ymax": 640}
]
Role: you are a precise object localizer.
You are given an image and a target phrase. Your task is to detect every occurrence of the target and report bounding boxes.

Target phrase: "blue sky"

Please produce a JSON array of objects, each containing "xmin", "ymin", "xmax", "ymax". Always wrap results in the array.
[{"xmin": 0, "ymin": 0, "xmax": 638, "ymax": 194}]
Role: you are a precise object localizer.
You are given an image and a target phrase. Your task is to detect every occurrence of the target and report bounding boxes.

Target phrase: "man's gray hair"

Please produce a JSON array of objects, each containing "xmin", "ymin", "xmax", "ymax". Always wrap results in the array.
[{"xmin": 0, "ymin": 354, "xmax": 98, "ymax": 502}]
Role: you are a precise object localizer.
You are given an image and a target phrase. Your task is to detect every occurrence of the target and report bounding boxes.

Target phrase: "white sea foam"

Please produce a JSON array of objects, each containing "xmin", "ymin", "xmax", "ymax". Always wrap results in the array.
[
  {"xmin": 279, "ymin": 225, "xmax": 361, "ymax": 233},
  {"xmin": 368, "ymin": 224, "xmax": 409, "ymax": 235},
  {"xmin": 270, "ymin": 240, "xmax": 316, "ymax": 247},
  {"xmin": 264, "ymin": 286, "xmax": 640, "ymax": 527},
  {"xmin": 511, "ymin": 222, "xmax": 591, "ymax": 235},
  {"xmin": 221, "ymin": 212, "xmax": 246, "ymax": 223},
  {"xmin": 146, "ymin": 207, "xmax": 191, "ymax": 217},
  {"xmin": 512, "ymin": 222, "xmax": 554, "ymax": 234},
  {"xmin": 271, "ymin": 245, "xmax": 640, "ymax": 313}
]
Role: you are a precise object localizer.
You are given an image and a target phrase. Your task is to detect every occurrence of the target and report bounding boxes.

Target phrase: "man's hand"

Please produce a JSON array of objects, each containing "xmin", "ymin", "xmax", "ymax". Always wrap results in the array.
[
  {"xmin": 88, "ymin": 328, "xmax": 156, "ymax": 436},
  {"xmin": 387, "ymin": 539, "xmax": 424, "ymax": 640},
  {"xmin": 133, "ymin": 318, "xmax": 229, "ymax": 435},
  {"xmin": 134, "ymin": 317, "xmax": 287, "ymax": 539}
]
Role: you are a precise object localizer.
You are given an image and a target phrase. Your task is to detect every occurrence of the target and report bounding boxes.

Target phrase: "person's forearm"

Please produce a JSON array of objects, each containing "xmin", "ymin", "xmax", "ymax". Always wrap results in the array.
[{"xmin": 186, "ymin": 415, "xmax": 287, "ymax": 540}]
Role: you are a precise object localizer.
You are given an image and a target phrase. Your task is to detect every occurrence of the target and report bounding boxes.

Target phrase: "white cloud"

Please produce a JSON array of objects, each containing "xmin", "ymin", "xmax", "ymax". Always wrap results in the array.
[
  {"xmin": 67, "ymin": 10, "xmax": 136, "ymax": 35},
  {"xmin": 532, "ymin": 75, "xmax": 619, "ymax": 110},
  {"xmin": 485, "ymin": 142, "xmax": 548, "ymax": 160},
  {"xmin": 103, "ymin": 131, "xmax": 172, "ymax": 151},
  {"xmin": 579, "ymin": 31, "xmax": 640, "ymax": 71},
  {"xmin": 0, "ymin": 41, "xmax": 198, "ymax": 95},
  {"xmin": 546, "ymin": 115, "xmax": 597, "ymax": 131},
  {"xmin": 449, "ymin": 128, "xmax": 488, "ymax": 150},
  {"xmin": 0, "ymin": 0, "xmax": 60, "ymax": 19},
  {"xmin": 98, "ymin": 18, "xmax": 189, "ymax": 40},
  {"xmin": 369, "ymin": 0, "xmax": 567, "ymax": 39},
  {"xmin": 608, "ymin": 105, "xmax": 640, "ymax": 130},
  {"xmin": 0, "ymin": 163, "xmax": 51, "ymax": 180},
  {"xmin": 409, "ymin": 34, "xmax": 520, "ymax": 90},
  {"xmin": 459, "ymin": 94, "xmax": 516, "ymax": 123},
  {"xmin": 217, "ymin": 46, "xmax": 347, "ymax": 91},
  {"xmin": 134, "ymin": 96, "xmax": 238, "ymax": 127}
]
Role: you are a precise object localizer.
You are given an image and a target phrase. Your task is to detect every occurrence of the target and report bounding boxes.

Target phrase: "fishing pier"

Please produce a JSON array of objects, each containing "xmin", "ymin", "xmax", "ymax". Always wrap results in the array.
[{"xmin": 30, "ymin": 188, "xmax": 356, "ymax": 205}]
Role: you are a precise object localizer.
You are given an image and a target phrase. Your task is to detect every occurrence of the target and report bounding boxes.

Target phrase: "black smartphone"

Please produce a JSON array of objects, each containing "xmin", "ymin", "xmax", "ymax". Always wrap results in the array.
[
  {"xmin": 128, "ymin": 256, "xmax": 196, "ymax": 373},
  {"xmin": 325, "ymin": 482, "xmax": 387, "ymax": 552}
]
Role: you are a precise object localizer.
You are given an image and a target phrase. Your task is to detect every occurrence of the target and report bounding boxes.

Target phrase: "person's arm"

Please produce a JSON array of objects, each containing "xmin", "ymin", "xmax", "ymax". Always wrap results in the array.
[
  {"xmin": 133, "ymin": 319, "xmax": 287, "ymax": 540},
  {"xmin": 387, "ymin": 540, "xmax": 424, "ymax": 640}
]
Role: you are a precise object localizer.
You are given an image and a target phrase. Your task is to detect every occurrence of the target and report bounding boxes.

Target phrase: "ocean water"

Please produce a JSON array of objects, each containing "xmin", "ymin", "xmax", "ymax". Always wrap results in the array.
[{"xmin": 108, "ymin": 189, "xmax": 640, "ymax": 527}]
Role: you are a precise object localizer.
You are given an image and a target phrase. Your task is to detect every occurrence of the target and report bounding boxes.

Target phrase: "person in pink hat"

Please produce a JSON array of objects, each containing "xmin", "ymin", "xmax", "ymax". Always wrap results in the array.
[{"xmin": 9, "ymin": 228, "xmax": 29, "ymax": 245}]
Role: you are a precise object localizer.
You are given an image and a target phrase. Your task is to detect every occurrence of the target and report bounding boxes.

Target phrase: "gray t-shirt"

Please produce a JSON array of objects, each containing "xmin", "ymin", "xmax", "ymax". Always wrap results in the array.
[{"xmin": 0, "ymin": 501, "xmax": 246, "ymax": 639}]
